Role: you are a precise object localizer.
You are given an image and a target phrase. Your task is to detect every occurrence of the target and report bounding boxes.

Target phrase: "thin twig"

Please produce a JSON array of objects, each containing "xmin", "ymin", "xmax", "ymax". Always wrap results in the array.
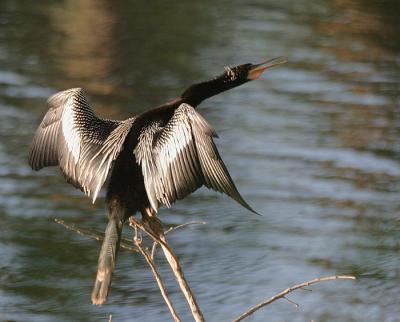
[
  {"xmin": 165, "ymin": 221, "xmax": 207, "ymax": 235},
  {"xmin": 300, "ymin": 287, "xmax": 313, "ymax": 292},
  {"xmin": 129, "ymin": 217, "xmax": 205, "ymax": 322},
  {"xmin": 55, "ymin": 218, "xmax": 103, "ymax": 241},
  {"xmin": 133, "ymin": 230, "xmax": 181, "ymax": 322},
  {"xmin": 128, "ymin": 217, "xmax": 170, "ymax": 249},
  {"xmin": 232, "ymin": 275, "xmax": 356, "ymax": 322},
  {"xmin": 283, "ymin": 296, "xmax": 299, "ymax": 308},
  {"xmin": 54, "ymin": 218, "xmax": 138, "ymax": 252},
  {"xmin": 55, "ymin": 219, "xmax": 205, "ymax": 254},
  {"xmin": 151, "ymin": 221, "xmax": 207, "ymax": 259}
]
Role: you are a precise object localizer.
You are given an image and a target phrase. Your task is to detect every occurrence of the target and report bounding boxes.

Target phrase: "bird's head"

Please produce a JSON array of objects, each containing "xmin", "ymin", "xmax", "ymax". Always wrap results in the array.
[
  {"xmin": 223, "ymin": 57, "xmax": 286, "ymax": 85},
  {"xmin": 180, "ymin": 57, "xmax": 286, "ymax": 107}
]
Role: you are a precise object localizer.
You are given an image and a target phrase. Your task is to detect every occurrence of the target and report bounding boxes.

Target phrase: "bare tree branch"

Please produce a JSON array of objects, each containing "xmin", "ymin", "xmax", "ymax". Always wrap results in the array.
[
  {"xmin": 165, "ymin": 221, "xmax": 207, "ymax": 235},
  {"xmin": 129, "ymin": 216, "xmax": 205, "ymax": 322},
  {"xmin": 54, "ymin": 218, "xmax": 138, "ymax": 252},
  {"xmin": 133, "ymin": 229, "xmax": 181, "ymax": 322},
  {"xmin": 151, "ymin": 221, "xmax": 206, "ymax": 260},
  {"xmin": 56, "ymin": 218, "xmax": 356, "ymax": 322},
  {"xmin": 158, "ymin": 234, "xmax": 204, "ymax": 322},
  {"xmin": 55, "ymin": 218, "xmax": 103, "ymax": 241},
  {"xmin": 54, "ymin": 218, "xmax": 206, "ymax": 254},
  {"xmin": 232, "ymin": 275, "xmax": 356, "ymax": 322}
]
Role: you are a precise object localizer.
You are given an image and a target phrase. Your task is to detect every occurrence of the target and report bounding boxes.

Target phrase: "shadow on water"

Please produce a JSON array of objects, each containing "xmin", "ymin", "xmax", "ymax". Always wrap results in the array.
[{"xmin": 0, "ymin": 0, "xmax": 399, "ymax": 321}]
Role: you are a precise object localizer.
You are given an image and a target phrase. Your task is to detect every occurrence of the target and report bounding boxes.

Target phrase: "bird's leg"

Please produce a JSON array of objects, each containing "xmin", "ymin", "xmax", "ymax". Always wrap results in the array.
[
  {"xmin": 140, "ymin": 208, "xmax": 165, "ymax": 258},
  {"xmin": 140, "ymin": 208, "xmax": 165, "ymax": 239},
  {"xmin": 133, "ymin": 225, "xmax": 142, "ymax": 245}
]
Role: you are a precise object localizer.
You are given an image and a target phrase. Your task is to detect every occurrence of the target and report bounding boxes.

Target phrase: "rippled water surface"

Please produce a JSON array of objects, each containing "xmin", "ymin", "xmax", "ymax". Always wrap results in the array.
[{"xmin": 1, "ymin": 1, "xmax": 399, "ymax": 321}]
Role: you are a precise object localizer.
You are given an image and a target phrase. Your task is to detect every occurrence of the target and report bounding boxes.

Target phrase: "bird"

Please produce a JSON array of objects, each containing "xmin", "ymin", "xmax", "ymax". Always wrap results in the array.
[{"xmin": 28, "ymin": 57, "xmax": 286, "ymax": 305}]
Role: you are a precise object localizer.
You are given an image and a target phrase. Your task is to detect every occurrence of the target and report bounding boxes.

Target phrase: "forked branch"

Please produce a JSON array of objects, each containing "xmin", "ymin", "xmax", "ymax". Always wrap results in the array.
[
  {"xmin": 55, "ymin": 218, "xmax": 356, "ymax": 322},
  {"xmin": 129, "ymin": 216, "xmax": 205, "ymax": 322},
  {"xmin": 133, "ymin": 227, "xmax": 181, "ymax": 322},
  {"xmin": 55, "ymin": 219, "xmax": 138, "ymax": 252}
]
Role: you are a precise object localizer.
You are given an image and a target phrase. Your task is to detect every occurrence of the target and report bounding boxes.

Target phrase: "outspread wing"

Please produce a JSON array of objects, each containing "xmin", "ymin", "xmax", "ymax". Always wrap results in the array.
[
  {"xmin": 29, "ymin": 88, "xmax": 134, "ymax": 202},
  {"xmin": 135, "ymin": 103, "xmax": 258, "ymax": 214}
]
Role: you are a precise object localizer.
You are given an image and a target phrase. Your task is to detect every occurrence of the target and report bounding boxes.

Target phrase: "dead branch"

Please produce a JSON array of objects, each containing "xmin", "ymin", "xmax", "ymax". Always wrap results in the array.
[
  {"xmin": 55, "ymin": 218, "xmax": 139, "ymax": 252},
  {"xmin": 165, "ymin": 221, "xmax": 207, "ymax": 235},
  {"xmin": 151, "ymin": 221, "xmax": 206, "ymax": 259},
  {"xmin": 56, "ymin": 218, "xmax": 356, "ymax": 322},
  {"xmin": 55, "ymin": 218, "xmax": 103, "ymax": 241},
  {"xmin": 55, "ymin": 219, "xmax": 206, "ymax": 254},
  {"xmin": 129, "ymin": 216, "xmax": 205, "ymax": 322},
  {"xmin": 158, "ymin": 234, "xmax": 204, "ymax": 322},
  {"xmin": 232, "ymin": 275, "xmax": 356, "ymax": 322},
  {"xmin": 133, "ymin": 228, "xmax": 181, "ymax": 322}
]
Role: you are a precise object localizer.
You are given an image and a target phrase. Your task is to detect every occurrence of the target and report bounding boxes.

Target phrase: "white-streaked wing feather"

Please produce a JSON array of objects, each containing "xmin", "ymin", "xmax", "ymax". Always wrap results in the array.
[
  {"xmin": 135, "ymin": 103, "xmax": 258, "ymax": 214},
  {"xmin": 29, "ymin": 88, "xmax": 133, "ymax": 202},
  {"xmin": 61, "ymin": 96, "xmax": 81, "ymax": 163}
]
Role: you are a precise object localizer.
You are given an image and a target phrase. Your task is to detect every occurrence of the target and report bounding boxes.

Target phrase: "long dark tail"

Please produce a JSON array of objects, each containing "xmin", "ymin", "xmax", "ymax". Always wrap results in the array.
[{"xmin": 91, "ymin": 217, "xmax": 123, "ymax": 305}]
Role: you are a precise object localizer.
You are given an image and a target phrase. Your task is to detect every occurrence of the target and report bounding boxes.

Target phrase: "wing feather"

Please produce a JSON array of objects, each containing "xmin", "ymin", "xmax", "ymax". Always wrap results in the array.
[
  {"xmin": 28, "ymin": 88, "xmax": 134, "ymax": 202},
  {"xmin": 135, "ymin": 103, "xmax": 258, "ymax": 214}
]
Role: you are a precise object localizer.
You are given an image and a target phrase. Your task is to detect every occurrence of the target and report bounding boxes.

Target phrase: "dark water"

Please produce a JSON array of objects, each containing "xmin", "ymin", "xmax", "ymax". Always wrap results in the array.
[{"xmin": 0, "ymin": 1, "xmax": 399, "ymax": 321}]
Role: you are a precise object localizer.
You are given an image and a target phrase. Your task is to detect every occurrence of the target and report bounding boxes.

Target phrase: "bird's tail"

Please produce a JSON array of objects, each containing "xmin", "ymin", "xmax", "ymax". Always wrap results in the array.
[{"xmin": 91, "ymin": 217, "xmax": 123, "ymax": 305}]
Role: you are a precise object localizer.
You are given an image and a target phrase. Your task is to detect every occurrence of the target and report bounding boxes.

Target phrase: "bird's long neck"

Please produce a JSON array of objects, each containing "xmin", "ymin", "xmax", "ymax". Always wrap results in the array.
[
  {"xmin": 155, "ymin": 58, "xmax": 285, "ymax": 112},
  {"xmin": 179, "ymin": 67, "xmax": 249, "ymax": 107}
]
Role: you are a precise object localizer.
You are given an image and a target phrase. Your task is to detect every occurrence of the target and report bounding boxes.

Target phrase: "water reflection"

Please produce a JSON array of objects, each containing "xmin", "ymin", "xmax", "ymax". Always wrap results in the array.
[
  {"xmin": 0, "ymin": 0, "xmax": 399, "ymax": 321},
  {"xmin": 314, "ymin": 0, "xmax": 400, "ymax": 160},
  {"xmin": 46, "ymin": 0, "xmax": 227, "ymax": 117},
  {"xmin": 49, "ymin": 0, "xmax": 118, "ymax": 95}
]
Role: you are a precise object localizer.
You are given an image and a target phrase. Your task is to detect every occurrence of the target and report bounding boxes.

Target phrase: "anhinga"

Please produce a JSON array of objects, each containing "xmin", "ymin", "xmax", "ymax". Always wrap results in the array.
[{"xmin": 28, "ymin": 57, "xmax": 285, "ymax": 305}]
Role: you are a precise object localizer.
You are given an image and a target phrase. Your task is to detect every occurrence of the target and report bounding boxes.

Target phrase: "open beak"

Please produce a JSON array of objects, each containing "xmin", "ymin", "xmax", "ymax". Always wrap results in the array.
[{"xmin": 247, "ymin": 57, "xmax": 287, "ymax": 80}]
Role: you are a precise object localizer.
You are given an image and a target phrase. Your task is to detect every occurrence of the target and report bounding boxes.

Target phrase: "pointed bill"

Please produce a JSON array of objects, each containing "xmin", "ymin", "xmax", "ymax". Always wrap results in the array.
[{"xmin": 247, "ymin": 56, "xmax": 287, "ymax": 80}]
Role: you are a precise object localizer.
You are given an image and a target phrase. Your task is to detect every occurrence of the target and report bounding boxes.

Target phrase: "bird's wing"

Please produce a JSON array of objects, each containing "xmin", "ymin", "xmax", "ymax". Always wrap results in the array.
[
  {"xmin": 29, "ymin": 88, "xmax": 134, "ymax": 202},
  {"xmin": 135, "ymin": 103, "xmax": 258, "ymax": 214}
]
